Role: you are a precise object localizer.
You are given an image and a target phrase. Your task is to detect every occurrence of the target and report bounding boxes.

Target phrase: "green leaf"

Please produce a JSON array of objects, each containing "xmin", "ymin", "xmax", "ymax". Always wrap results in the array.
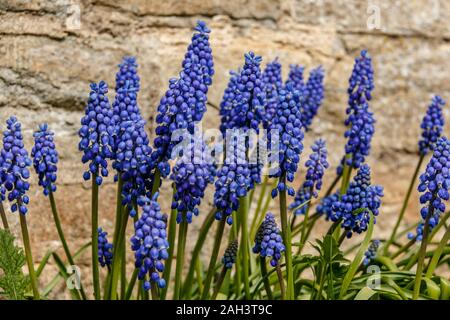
[
  {"xmin": 423, "ymin": 278, "xmax": 440, "ymax": 299},
  {"xmin": 0, "ymin": 229, "xmax": 30, "ymax": 300},
  {"xmin": 439, "ymin": 278, "xmax": 450, "ymax": 300},
  {"xmin": 354, "ymin": 286, "xmax": 377, "ymax": 300}
]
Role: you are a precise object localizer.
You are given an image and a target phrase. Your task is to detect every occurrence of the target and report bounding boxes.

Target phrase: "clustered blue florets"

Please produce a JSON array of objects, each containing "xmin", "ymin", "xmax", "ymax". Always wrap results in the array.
[
  {"xmin": 98, "ymin": 227, "xmax": 113, "ymax": 268},
  {"xmin": 114, "ymin": 119, "xmax": 153, "ymax": 218},
  {"xmin": 268, "ymin": 83, "xmax": 304, "ymax": 198},
  {"xmin": 171, "ymin": 139, "xmax": 216, "ymax": 223},
  {"xmin": 219, "ymin": 70, "xmax": 240, "ymax": 134},
  {"xmin": 262, "ymin": 59, "xmax": 282, "ymax": 129},
  {"xmin": 290, "ymin": 139, "xmax": 329, "ymax": 215},
  {"xmin": 213, "ymin": 142, "xmax": 252, "ymax": 225},
  {"xmin": 31, "ymin": 124, "xmax": 58, "ymax": 196},
  {"xmin": 115, "ymin": 56, "xmax": 140, "ymax": 93},
  {"xmin": 253, "ymin": 213, "xmax": 285, "ymax": 267},
  {"xmin": 418, "ymin": 95, "xmax": 446, "ymax": 156},
  {"xmin": 329, "ymin": 164, "xmax": 384, "ymax": 238},
  {"xmin": 285, "ymin": 64, "xmax": 305, "ymax": 93},
  {"xmin": 131, "ymin": 193, "xmax": 169, "ymax": 291},
  {"xmin": 317, "ymin": 192, "xmax": 340, "ymax": 219},
  {"xmin": 227, "ymin": 52, "xmax": 266, "ymax": 132},
  {"xmin": 0, "ymin": 117, "xmax": 31, "ymax": 214},
  {"xmin": 301, "ymin": 66, "xmax": 325, "ymax": 131},
  {"xmin": 409, "ymin": 137, "xmax": 450, "ymax": 241},
  {"xmin": 363, "ymin": 239, "xmax": 380, "ymax": 266},
  {"xmin": 338, "ymin": 50, "xmax": 376, "ymax": 174},
  {"xmin": 152, "ymin": 21, "xmax": 214, "ymax": 178},
  {"xmin": 222, "ymin": 239, "xmax": 238, "ymax": 269},
  {"xmin": 79, "ymin": 81, "xmax": 115, "ymax": 185}
]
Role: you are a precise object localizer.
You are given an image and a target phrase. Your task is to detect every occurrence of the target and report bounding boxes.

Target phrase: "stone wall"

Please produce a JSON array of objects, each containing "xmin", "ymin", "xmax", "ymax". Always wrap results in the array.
[{"xmin": 1, "ymin": 0, "xmax": 449, "ymax": 298}]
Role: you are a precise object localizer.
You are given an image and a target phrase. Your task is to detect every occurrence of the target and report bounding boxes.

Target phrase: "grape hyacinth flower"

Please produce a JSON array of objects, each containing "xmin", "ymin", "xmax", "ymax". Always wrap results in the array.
[
  {"xmin": 131, "ymin": 193, "xmax": 169, "ymax": 291},
  {"xmin": 31, "ymin": 124, "xmax": 58, "ymax": 196},
  {"xmin": 0, "ymin": 117, "xmax": 32, "ymax": 214},
  {"xmin": 268, "ymin": 83, "xmax": 304, "ymax": 198},
  {"xmin": 115, "ymin": 56, "xmax": 140, "ymax": 92},
  {"xmin": 98, "ymin": 227, "xmax": 113, "ymax": 268},
  {"xmin": 301, "ymin": 66, "xmax": 325, "ymax": 131},
  {"xmin": 228, "ymin": 52, "xmax": 266, "ymax": 133},
  {"xmin": 418, "ymin": 95, "xmax": 446, "ymax": 156},
  {"xmin": 363, "ymin": 239, "xmax": 380, "ymax": 266},
  {"xmin": 409, "ymin": 137, "xmax": 450, "ymax": 241},
  {"xmin": 338, "ymin": 50, "xmax": 376, "ymax": 174},
  {"xmin": 262, "ymin": 59, "xmax": 282, "ymax": 129},
  {"xmin": 79, "ymin": 81, "xmax": 115, "ymax": 185},
  {"xmin": 253, "ymin": 213, "xmax": 286, "ymax": 267},
  {"xmin": 285, "ymin": 64, "xmax": 305, "ymax": 93},
  {"xmin": 114, "ymin": 119, "xmax": 154, "ymax": 217},
  {"xmin": 290, "ymin": 139, "xmax": 329, "ymax": 215},
  {"xmin": 170, "ymin": 139, "xmax": 216, "ymax": 223},
  {"xmin": 348, "ymin": 50, "xmax": 374, "ymax": 110},
  {"xmin": 219, "ymin": 69, "xmax": 240, "ymax": 134},
  {"xmin": 152, "ymin": 21, "xmax": 214, "ymax": 177},
  {"xmin": 317, "ymin": 192, "xmax": 340, "ymax": 219},
  {"xmin": 213, "ymin": 142, "xmax": 252, "ymax": 225},
  {"xmin": 330, "ymin": 164, "xmax": 384, "ymax": 238},
  {"xmin": 222, "ymin": 239, "xmax": 238, "ymax": 269}
]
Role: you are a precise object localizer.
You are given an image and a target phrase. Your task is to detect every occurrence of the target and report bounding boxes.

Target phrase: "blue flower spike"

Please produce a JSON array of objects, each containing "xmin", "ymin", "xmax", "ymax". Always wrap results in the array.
[
  {"xmin": 253, "ymin": 213, "xmax": 286, "ymax": 267},
  {"xmin": 131, "ymin": 193, "xmax": 170, "ymax": 291},
  {"xmin": 31, "ymin": 124, "xmax": 58, "ymax": 196},
  {"xmin": 363, "ymin": 239, "xmax": 380, "ymax": 266},
  {"xmin": 79, "ymin": 81, "xmax": 115, "ymax": 186},
  {"xmin": 222, "ymin": 239, "xmax": 238, "ymax": 269},
  {"xmin": 418, "ymin": 95, "xmax": 446, "ymax": 156},
  {"xmin": 98, "ymin": 227, "xmax": 113, "ymax": 268},
  {"xmin": 0, "ymin": 117, "xmax": 32, "ymax": 215}
]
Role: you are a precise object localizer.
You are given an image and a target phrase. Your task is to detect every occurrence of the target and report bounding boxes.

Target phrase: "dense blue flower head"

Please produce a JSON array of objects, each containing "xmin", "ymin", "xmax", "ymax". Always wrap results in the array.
[
  {"xmin": 301, "ymin": 66, "xmax": 325, "ymax": 131},
  {"xmin": 409, "ymin": 137, "xmax": 450, "ymax": 241},
  {"xmin": 253, "ymin": 213, "xmax": 285, "ymax": 267},
  {"xmin": 289, "ymin": 139, "xmax": 329, "ymax": 215},
  {"xmin": 222, "ymin": 239, "xmax": 238, "ymax": 269},
  {"xmin": 268, "ymin": 83, "xmax": 304, "ymax": 198},
  {"xmin": 171, "ymin": 139, "xmax": 216, "ymax": 223},
  {"xmin": 181, "ymin": 20, "xmax": 214, "ymax": 121},
  {"xmin": 262, "ymin": 59, "xmax": 283, "ymax": 129},
  {"xmin": 131, "ymin": 193, "xmax": 169, "ymax": 291},
  {"xmin": 213, "ymin": 142, "xmax": 252, "ymax": 225},
  {"xmin": 115, "ymin": 56, "xmax": 140, "ymax": 92},
  {"xmin": 219, "ymin": 69, "xmax": 240, "ymax": 134},
  {"xmin": 79, "ymin": 81, "xmax": 115, "ymax": 185},
  {"xmin": 340, "ymin": 103, "xmax": 375, "ymax": 172},
  {"xmin": 348, "ymin": 50, "xmax": 374, "ymax": 110},
  {"xmin": 330, "ymin": 164, "xmax": 384, "ymax": 238},
  {"xmin": 98, "ymin": 227, "xmax": 113, "ymax": 268},
  {"xmin": 317, "ymin": 192, "xmax": 339, "ymax": 219},
  {"xmin": 363, "ymin": 239, "xmax": 380, "ymax": 266},
  {"xmin": 227, "ymin": 52, "xmax": 266, "ymax": 132},
  {"xmin": 286, "ymin": 64, "xmax": 306, "ymax": 93},
  {"xmin": 0, "ymin": 117, "xmax": 31, "ymax": 215},
  {"xmin": 114, "ymin": 119, "xmax": 153, "ymax": 217},
  {"xmin": 418, "ymin": 95, "xmax": 446, "ymax": 156},
  {"xmin": 31, "ymin": 124, "xmax": 58, "ymax": 196}
]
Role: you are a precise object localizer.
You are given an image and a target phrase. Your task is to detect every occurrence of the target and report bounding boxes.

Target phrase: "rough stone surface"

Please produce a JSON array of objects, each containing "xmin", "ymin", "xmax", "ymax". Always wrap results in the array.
[{"xmin": 1, "ymin": 0, "xmax": 449, "ymax": 299}]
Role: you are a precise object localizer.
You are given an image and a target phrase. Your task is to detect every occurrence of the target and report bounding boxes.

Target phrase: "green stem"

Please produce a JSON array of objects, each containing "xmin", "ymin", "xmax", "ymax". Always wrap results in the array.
[
  {"xmin": 279, "ymin": 176, "xmax": 293, "ymax": 300},
  {"xmin": 160, "ymin": 187, "xmax": 178, "ymax": 300},
  {"xmin": 250, "ymin": 176, "xmax": 269, "ymax": 236},
  {"xmin": 251, "ymin": 179, "xmax": 277, "ymax": 240},
  {"xmin": 276, "ymin": 264, "xmax": 286, "ymax": 300},
  {"xmin": 0, "ymin": 202, "xmax": 9, "ymax": 230},
  {"xmin": 151, "ymin": 168, "xmax": 161, "ymax": 196},
  {"xmin": 181, "ymin": 208, "xmax": 215, "ymax": 298},
  {"xmin": 124, "ymin": 268, "xmax": 138, "ymax": 300},
  {"xmin": 324, "ymin": 172, "xmax": 342, "ymax": 197},
  {"xmin": 299, "ymin": 188, "xmax": 313, "ymax": 254},
  {"xmin": 384, "ymin": 155, "xmax": 424, "ymax": 255},
  {"xmin": 201, "ymin": 218, "xmax": 226, "ymax": 299},
  {"xmin": 91, "ymin": 177, "xmax": 100, "ymax": 300},
  {"xmin": 259, "ymin": 257, "xmax": 273, "ymax": 299},
  {"xmin": 195, "ymin": 258, "xmax": 204, "ymax": 295},
  {"xmin": 109, "ymin": 205, "xmax": 129, "ymax": 299},
  {"xmin": 413, "ymin": 201, "xmax": 434, "ymax": 300},
  {"xmin": 425, "ymin": 225, "xmax": 450, "ymax": 278},
  {"xmin": 48, "ymin": 190, "xmax": 86, "ymax": 300},
  {"xmin": 211, "ymin": 267, "xmax": 228, "ymax": 300},
  {"xmin": 19, "ymin": 213, "xmax": 40, "ymax": 299},
  {"xmin": 239, "ymin": 195, "xmax": 250, "ymax": 299},
  {"xmin": 150, "ymin": 278, "xmax": 159, "ymax": 300},
  {"xmin": 173, "ymin": 216, "xmax": 188, "ymax": 300}
]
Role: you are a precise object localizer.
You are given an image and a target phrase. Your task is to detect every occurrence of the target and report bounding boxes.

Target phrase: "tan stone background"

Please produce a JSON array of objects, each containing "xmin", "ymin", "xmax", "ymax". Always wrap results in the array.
[{"xmin": 1, "ymin": 0, "xmax": 450, "ymax": 299}]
